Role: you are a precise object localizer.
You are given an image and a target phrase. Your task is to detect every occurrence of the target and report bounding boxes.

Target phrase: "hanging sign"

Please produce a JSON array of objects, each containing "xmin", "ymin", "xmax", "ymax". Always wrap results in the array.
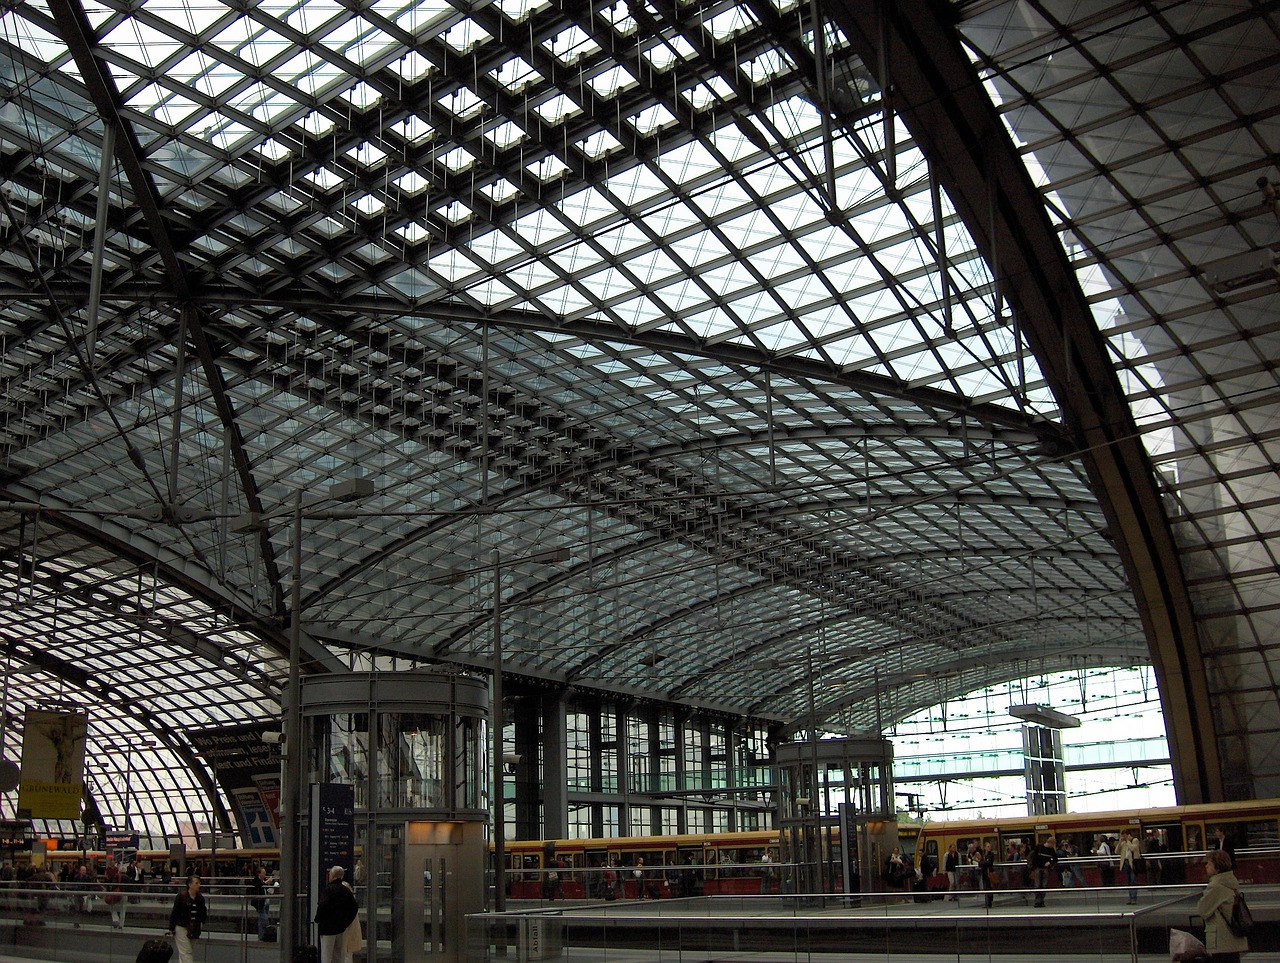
[{"xmin": 17, "ymin": 709, "xmax": 89, "ymax": 820}]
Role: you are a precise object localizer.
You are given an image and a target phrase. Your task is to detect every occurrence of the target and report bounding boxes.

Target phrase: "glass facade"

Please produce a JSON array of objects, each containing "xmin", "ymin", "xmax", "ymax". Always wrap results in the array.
[{"xmin": 1, "ymin": 0, "xmax": 1273, "ymax": 841}]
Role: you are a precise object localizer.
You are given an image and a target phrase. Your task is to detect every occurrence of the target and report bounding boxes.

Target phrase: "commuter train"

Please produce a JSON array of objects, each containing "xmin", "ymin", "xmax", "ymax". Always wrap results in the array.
[
  {"xmin": 26, "ymin": 797, "xmax": 1280, "ymax": 893},
  {"xmin": 912, "ymin": 798, "xmax": 1280, "ymax": 887},
  {"xmin": 38, "ymin": 845, "xmax": 278, "ymax": 881}
]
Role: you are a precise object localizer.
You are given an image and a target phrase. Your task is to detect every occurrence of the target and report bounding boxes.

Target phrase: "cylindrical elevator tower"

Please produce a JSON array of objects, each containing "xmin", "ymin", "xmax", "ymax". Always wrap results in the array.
[{"xmin": 299, "ymin": 671, "xmax": 489, "ymax": 963}]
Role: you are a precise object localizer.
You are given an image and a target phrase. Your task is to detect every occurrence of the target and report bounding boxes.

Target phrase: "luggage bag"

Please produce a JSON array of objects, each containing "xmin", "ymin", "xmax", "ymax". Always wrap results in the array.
[{"xmin": 136, "ymin": 939, "xmax": 174, "ymax": 963}]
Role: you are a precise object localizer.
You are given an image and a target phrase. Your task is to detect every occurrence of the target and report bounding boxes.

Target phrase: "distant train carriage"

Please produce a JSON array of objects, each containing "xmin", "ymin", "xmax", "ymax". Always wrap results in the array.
[{"xmin": 911, "ymin": 798, "xmax": 1280, "ymax": 889}]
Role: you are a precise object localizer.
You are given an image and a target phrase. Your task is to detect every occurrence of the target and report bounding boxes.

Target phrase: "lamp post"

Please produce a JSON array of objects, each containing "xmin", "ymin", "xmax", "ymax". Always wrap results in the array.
[
  {"xmin": 279, "ymin": 490, "xmax": 304, "ymax": 959},
  {"xmin": 491, "ymin": 549, "xmax": 505, "ymax": 912},
  {"xmin": 274, "ymin": 482, "xmax": 372, "ymax": 961}
]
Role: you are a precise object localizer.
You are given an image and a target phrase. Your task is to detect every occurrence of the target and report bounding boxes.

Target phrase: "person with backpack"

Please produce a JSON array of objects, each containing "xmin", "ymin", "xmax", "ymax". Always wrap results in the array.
[{"xmin": 1198, "ymin": 849, "xmax": 1248, "ymax": 961}]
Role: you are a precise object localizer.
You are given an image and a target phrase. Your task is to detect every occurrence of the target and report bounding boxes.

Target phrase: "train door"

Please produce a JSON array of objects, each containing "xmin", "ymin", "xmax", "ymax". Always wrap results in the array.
[
  {"xmin": 1141, "ymin": 822, "xmax": 1180, "ymax": 886},
  {"xmin": 673, "ymin": 844, "xmax": 703, "ymax": 897}
]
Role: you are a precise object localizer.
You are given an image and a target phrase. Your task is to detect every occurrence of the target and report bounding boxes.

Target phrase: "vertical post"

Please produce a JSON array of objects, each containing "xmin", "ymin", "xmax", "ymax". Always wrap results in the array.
[
  {"xmin": 280, "ymin": 491, "xmax": 304, "ymax": 960},
  {"xmin": 86, "ymin": 124, "xmax": 115, "ymax": 365},
  {"xmin": 806, "ymin": 642, "xmax": 824, "ymax": 895},
  {"xmin": 123, "ymin": 744, "xmax": 133, "ymax": 829},
  {"xmin": 491, "ymin": 550, "xmax": 505, "ymax": 912}
]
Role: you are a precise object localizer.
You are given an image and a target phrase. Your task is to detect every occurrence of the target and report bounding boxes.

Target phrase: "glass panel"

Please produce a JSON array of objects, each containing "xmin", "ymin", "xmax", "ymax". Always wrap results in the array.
[
  {"xmin": 308, "ymin": 713, "xmax": 370, "ymax": 807},
  {"xmin": 454, "ymin": 715, "xmax": 485, "ymax": 811},
  {"xmin": 378, "ymin": 713, "xmax": 447, "ymax": 809},
  {"xmin": 375, "ymin": 823, "xmax": 402, "ymax": 963}
]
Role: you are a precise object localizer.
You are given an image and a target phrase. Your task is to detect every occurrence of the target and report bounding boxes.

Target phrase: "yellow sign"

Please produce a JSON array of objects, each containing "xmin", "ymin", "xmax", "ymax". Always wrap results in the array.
[{"xmin": 18, "ymin": 710, "xmax": 88, "ymax": 820}]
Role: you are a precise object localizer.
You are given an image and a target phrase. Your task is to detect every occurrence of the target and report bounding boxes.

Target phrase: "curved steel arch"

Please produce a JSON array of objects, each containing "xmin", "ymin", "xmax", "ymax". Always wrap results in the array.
[
  {"xmin": 824, "ymin": 0, "xmax": 1219, "ymax": 802},
  {"xmin": 773, "ymin": 645, "xmax": 1152, "ymax": 734},
  {"xmin": 7, "ymin": 501, "xmax": 345, "ymax": 678},
  {"xmin": 10, "ymin": 644, "xmax": 236, "ymax": 835},
  {"xmin": 303, "ymin": 414, "xmax": 1049, "ymax": 610}
]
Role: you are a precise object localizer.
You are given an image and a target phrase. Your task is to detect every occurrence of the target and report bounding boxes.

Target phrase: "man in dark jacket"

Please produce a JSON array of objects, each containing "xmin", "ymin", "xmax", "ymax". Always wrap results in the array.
[
  {"xmin": 249, "ymin": 866, "xmax": 273, "ymax": 941},
  {"xmin": 313, "ymin": 865, "xmax": 358, "ymax": 963},
  {"xmin": 1030, "ymin": 836, "xmax": 1059, "ymax": 907}
]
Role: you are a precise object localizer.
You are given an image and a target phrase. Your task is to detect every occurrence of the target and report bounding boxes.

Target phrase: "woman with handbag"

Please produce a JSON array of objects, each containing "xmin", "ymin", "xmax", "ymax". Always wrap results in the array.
[
  {"xmin": 167, "ymin": 873, "xmax": 208, "ymax": 963},
  {"xmin": 1198, "ymin": 850, "xmax": 1248, "ymax": 962}
]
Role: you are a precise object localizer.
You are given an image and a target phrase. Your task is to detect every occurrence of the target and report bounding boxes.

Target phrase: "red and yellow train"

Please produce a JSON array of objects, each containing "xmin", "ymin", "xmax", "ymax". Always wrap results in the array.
[
  {"xmin": 21, "ymin": 797, "xmax": 1280, "ymax": 894},
  {"xmin": 912, "ymin": 797, "xmax": 1280, "ymax": 886}
]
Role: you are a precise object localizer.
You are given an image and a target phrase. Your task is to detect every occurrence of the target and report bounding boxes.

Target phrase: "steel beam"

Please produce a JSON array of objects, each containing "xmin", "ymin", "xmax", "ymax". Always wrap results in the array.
[{"xmin": 824, "ymin": 0, "xmax": 1220, "ymax": 802}]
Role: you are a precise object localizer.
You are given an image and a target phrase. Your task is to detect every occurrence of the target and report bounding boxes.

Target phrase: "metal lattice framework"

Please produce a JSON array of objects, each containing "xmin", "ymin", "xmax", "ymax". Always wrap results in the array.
[{"xmin": 0, "ymin": 0, "xmax": 1276, "ymax": 831}]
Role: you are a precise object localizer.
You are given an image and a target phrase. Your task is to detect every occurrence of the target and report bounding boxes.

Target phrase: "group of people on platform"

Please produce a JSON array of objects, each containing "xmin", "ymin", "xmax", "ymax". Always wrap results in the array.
[
  {"xmin": 916, "ymin": 825, "xmax": 1248, "ymax": 962},
  {"xmin": 589, "ymin": 854, "xmax": 700, "ymax": 900},
  {"xmin": 1, "ymin": 856, "xmax": 147, "ymax": 928}
]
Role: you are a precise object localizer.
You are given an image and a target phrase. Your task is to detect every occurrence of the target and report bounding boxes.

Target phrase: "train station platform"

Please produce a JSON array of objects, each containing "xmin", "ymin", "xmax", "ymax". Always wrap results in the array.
[
  {"xmin": 0, "ymin": 885, "xmax": 1276, "ymax": 962},
  {"xmin": 473, "ymin": 886, "xmax": 1280, "ymax": 963}
]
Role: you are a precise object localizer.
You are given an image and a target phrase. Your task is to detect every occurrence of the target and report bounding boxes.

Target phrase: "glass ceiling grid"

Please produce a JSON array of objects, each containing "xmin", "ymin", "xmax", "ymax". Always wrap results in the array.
[
  {"xmin": 958, "ymin": 0, "xmax": 1279, "ymax": 790},
  {"xmin": 11, "ymin": 0, "xmax": 1271, "ymax": 817}
]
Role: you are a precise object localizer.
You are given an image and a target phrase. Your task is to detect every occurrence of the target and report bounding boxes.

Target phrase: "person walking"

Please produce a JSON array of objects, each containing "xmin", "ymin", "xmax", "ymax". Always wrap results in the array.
[
  {"xmin": 1197, "ymin": 849, "xmax": 1248, "ymax": 962},
  {"xmin": 313, "ymin": 865, "xmax": 359, "ymax": 963},
  {"xmin": 166, "ymin": 873, "xmax": 208, "ymax": 963},
  {"xmin": 1030, "ymin": 836, "xmax": 1058, "ymax": 907}
]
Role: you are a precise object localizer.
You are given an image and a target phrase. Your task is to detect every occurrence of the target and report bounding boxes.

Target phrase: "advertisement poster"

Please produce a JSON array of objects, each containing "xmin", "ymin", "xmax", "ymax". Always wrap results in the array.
[
  {"xmin": 187, "ymin": 722, "xmax": 282, "ymax": 847},
  {"xmin": 18, "ymin": 709, "xmax": 88, "ymax": 820}
]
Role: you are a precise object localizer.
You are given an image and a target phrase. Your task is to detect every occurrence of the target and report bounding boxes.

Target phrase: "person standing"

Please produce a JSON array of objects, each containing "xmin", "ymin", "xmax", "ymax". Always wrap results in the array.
[
  {"xmin": 249, "ymin": 866, "xmax": 272, "ymax": 941},
  {"xmin": 979, "ymin": 842, "xmax": 997, "ymax": 908},
  {"xmin": 73, "ymin": 861, "xmax": 94, "ymax": 915},
  {"xmin": 104, "ymin": 862, "xmax": 126, "ymax": 928},
  {"xmin": 1096, "ymin": 835, "xmax": 1115, "ymax": 887},
  {"xmin": 602, "ymin": 857, "xmax": 618, "ymax": 901},
  {"xmin": 1118, "ymin": 830, "xmax": 1142, "ymax": 904},
  {"xmin": 1144, "ymin": 831, "xmax": 1164, "ymax": 886},
  {"xmin": 884, "ymin": 847, "xmax": 908, "ymax": 896},
  {"xmin": 944, "ymin": 844, "xmax": 959, "ymax": 899},
  {"xmin": 1214, "ymin": 827, "xmax": 1237, "ymax": 869},
  {"xmin": 1197, "ymin": 850, "xmax": 1248, "ymax": 962},
  {"xmin": 631, "ymin": 857, "xmax": 649, "ymax": 900},
  {"xmin": 759, "ymin": 849, "xmax": 775, "ymax": 895},
  {"xmin": 1030, "ymin": 836, "xmax": 1058, "ymax": 907},
  {"xmin": 166, "ymin": 873, "xmax": 208, "ymax": 963},
  {"xmin": 313, "ymin": 865, "xmax": 359, "ymax": 963},
  {"xmin": 124, "ymin": 859, "xmax": 144, "ymax": 904}
]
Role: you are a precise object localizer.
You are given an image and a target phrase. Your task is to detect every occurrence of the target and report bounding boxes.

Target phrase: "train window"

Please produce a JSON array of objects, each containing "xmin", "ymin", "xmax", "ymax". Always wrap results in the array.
[
  {"xmin": 1144, "ymin": 823, "xmax": 1182, "ymax": 853},
  {"xmin": 1208, "ymin": 819, "xmax": 1269, "ymax": 850},
  {"xmin": 1184, "ymin": 824, "xmax": 1204, "ymax": 852}
]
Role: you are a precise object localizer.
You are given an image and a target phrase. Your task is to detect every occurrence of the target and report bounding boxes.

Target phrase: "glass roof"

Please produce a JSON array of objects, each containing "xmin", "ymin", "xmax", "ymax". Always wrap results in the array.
[{"xmin": 0, "ymin": 0, "xmax": 1275, "ymax": 830}]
